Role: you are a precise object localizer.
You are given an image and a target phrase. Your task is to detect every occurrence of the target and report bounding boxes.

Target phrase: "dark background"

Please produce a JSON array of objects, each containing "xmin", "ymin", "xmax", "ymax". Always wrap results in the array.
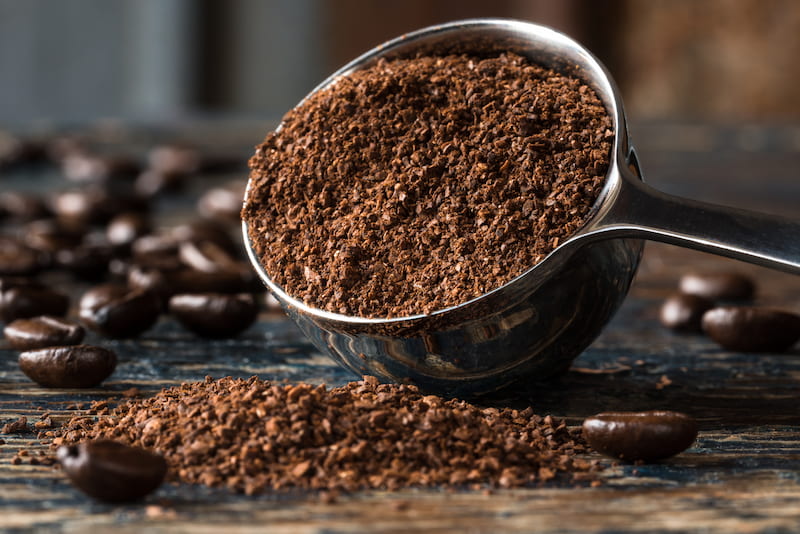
[{"xmin": 1, "ymin": 0, "xmax": 799, "ymax": 124}]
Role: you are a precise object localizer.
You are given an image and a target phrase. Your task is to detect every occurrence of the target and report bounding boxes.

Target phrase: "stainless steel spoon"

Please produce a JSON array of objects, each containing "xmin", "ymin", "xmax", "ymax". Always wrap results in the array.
[{"xmin": 243, "ymin": 19, "xmax": 800, "ymax": 397}]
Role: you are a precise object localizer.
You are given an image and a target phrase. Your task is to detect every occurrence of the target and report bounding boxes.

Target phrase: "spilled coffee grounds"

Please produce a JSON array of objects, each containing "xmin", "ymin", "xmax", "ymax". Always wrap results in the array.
[
  {"xmin": 243, "ymin": 52, "xmax": 613, "ymax": 318},
  {"xmin": 54, "ymin": 376, "xmax": 597, "ymax": 494}
]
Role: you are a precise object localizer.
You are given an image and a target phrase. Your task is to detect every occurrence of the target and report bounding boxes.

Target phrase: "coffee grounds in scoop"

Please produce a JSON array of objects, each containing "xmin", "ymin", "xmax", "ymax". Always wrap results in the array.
[{"xmin": 243, "ymin": 52, "xmax": 612, "ymax": 318}]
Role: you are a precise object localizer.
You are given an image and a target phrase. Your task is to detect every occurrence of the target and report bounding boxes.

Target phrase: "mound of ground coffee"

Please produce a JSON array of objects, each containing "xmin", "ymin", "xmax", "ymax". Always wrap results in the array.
[
  {"xmin": 53, "ymin": 376, "xmax": 597, "ymax": 494},
  {"xmin": 243, "ymin": 52, "xmax": 613, "ymax": 318}
]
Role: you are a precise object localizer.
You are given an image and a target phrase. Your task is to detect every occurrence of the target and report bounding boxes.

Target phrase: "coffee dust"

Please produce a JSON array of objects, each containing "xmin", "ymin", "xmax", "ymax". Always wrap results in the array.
[
  {"xmin": 53, "ymin": 376, "xmax": 597, "ymax": 494},
  {"xmin": 243, "ymin": 52, "xmax": 613, "ymax": 318}
]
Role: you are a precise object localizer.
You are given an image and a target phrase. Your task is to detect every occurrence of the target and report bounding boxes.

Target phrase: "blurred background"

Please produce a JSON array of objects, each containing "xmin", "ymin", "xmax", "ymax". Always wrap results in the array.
[{"xmin": 1, "ymin": 0, "xmax": 798, "ymax": 125}]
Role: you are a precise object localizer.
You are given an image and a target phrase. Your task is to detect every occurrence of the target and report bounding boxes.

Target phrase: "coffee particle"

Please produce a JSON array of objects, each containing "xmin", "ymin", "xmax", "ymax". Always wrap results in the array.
[
  {"xmin": 243, "ymin": 52, "xmax": 612, "ymax": 318},
  {"xmin": 2, "ymin": 416, "xmax": 29, "ymax": 434}
]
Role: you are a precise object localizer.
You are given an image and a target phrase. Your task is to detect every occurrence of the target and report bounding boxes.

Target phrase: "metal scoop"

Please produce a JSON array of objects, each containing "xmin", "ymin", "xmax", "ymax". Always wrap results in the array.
[{"xmin": 243, "ymin": 19, "xmax": 800, "ymax": 397}]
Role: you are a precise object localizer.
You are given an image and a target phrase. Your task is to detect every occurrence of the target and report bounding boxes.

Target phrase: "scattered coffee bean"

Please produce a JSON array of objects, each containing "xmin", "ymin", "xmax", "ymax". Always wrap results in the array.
[
  {"xmin": 659, "ymin": 293, "xmax": 714, "ymax": 332},
  {"xmin": 679, "ymin": 272, "xmax": 755, "ymax": 301},
  {"xmin": 582, "ymin": 410, "xmax": 698, "ymax": 462},
  {"xmin": 106, "ymin": 213, "xmax": 152, "ymax": 248},
  {"xmin": 57, "ymin": 440, "xmax": 167, "ymax": 503},
  {"xmin": 243, "ymin": 52, "xmax": 612, "ymax": 318},
  {"xmin": 4, "ymin": 316, "xmax": 85, "ymax": 350},
  {"xmin": 197, "ymin": 182, "xmax": 245, "ymax": 223},
  {"xmin": 61, "ymin": 153, "xmax": 141, "ymax": 183},
  {"xmin": 19, "ymin": 344, "xmax": 117, "ymax": 388},
  {"xmin": 79, "ymin": 284, "xmax": 161, "ymax": 338},
  {"xmin": 0, "ymin": 191, "xmax": 50, "ymax": 221},
  {"xmin": 0, "ymin": 236, "xmax": 46, "ymax": 276},
  {"xmin": 169, "ymin": 293, "xmax": 258, "ymax": 338},
  {"xmin": 134, "ymin": 169, "xmax": 188, "ymax": 197},
  {"xmin": 170, "ymin": 219, "xmax": 240, "ymax": 256},
  {"xmin": 178, "ymin": 240, "xmax": 240, "ymax": 273},
  {"xmin": 24, "ymin": 219, "xmax": 86, "ymax": 254},
  {"xmin": 54, "ymin": 235, "xmax": 114, "ymax": 281},
  {"xmin": 147, "ymin": 144, "xmax": 202, "ymax": 175},
  {"xmin": 701, "ymin": 306, "xmax": 800, "ymax": 353},
  {"xmin": 0, "ymin": 278, "xmax": 69, "ymax": 322},
  {"xmin": 0, "ymin": 132, "xmax": 45, "ymax": 169}
]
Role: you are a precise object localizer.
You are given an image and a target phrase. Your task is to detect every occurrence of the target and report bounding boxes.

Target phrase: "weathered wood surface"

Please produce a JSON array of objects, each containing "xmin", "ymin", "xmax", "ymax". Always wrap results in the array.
[{"xmin": 2, "ymin": 122, "xmax": 800, "ymax": 533}]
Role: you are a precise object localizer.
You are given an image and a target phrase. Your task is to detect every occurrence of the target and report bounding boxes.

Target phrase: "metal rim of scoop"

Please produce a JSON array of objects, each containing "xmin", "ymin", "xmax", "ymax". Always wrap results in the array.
[{"xmin": 242, "ymin": 18, "xmax": 629, "ymax": 324}]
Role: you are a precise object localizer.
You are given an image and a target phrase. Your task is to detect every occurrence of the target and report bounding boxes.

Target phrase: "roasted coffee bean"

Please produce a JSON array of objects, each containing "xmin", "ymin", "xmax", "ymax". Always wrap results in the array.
[
  {"xmin": 169, "ymin": 293, "xmax": 258, "ymax": 338},
  {"xmin": 19, "ymin": 344, "xmax": 117, "ymax": 388},
  {"xmin": 4, "ymin": 316, "xmax": 85, "ymax": 350},
  {"xmin": 679, "ymin": 272, "xmax": 755, "ymax": 301},
  {"xmin": 106, "ymin": 213, "xmax": 152, "ymax": 247},
  {"xmin": 659, "ymin": 293, "xmax": 714, "ymax": 332},
  {"xmin": 24, "ymin": 219, "xmax": 86, "ymax": 254},
  {"xmin": 54, "ymin": 235, "xmax": 114, "ymax": 282},
  {"xmin": 0, "ymin": 191, "xmax": 50, "ymax": 221},
  {"xmin": 0, "ymin": 236, "xmax": 46, "ymax": 276},
  {"xmin": 178, "ymin": 240, "xmax": 240, "ymax": 273},
  {"xmin": 62, "ymin": 153, "xmax": 141, "ymax": 183},
  {"xmin": 57, "ymin": 440, "xmax": 167, "ymax": 502},
  {"xmin": 134, "ymin": 169, "xmax": 188, "ymax": 197},
  {"xmin": 583, "ymin": 411, "xmax": 698, "ymax": 462},
  {"xmin": 147, "ymin": 144, "xmax": 202, "ymax": 175},
  {"xmin": 0, "ymin": 278, "xmax": 69, "ymax": 322},
  {"xmin": 197, "ymin": 182, "xmax": 245, "ymax": 223},
  {"xmin": 79, "ymin": 284, "xmax": 161, "ymax": 338},
  {"xmin": 170, "ymin": 219, "xmax": 240, "ymax": 256},
  {"xmin": 50, "ymin": 185, "xmax": 148, "ymax": 228},
  {"xmin": 701, "ymin": 306, "xmax": 800, "ymax": 353},
  {"xmin": 0, "ymin": 132, "xmax": 45, "ymax": 169}
]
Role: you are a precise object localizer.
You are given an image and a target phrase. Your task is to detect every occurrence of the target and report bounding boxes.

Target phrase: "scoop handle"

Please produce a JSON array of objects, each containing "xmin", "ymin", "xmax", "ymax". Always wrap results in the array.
[{"xmin": 594, "ymin": 167, "xmax": 800, "ymax": 275}]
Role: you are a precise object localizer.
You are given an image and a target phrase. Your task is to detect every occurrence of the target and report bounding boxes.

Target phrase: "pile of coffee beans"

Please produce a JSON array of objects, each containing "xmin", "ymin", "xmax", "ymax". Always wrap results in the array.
[
  {"xmin": 0, "ymin": 129, "xmax": 265, "ymax": 388},
  {"xmin": 243, "ymin": 52, "xmax": 613, "ymax": 318},
  {"xmin": 659, "ymin": 271, "xmax": 800, "ymax": 352},
  {"xmin": 52, "ymin": 376, "xmax": 598, "ymax": 494}
]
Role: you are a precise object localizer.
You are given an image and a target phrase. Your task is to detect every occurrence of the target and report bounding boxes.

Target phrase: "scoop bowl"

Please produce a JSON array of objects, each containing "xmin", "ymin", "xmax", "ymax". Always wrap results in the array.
[{"xmin": 243, "ymin": 19, "xmax": 800, "ymax": 398}]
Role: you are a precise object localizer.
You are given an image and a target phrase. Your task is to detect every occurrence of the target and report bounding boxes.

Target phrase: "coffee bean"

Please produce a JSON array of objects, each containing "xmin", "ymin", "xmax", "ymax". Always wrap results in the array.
[
  {"xmin": 0, "ymin": 236, "xmax": 46, "ymax": 276},
  {"xmin": 61, "ymin": 153, "xmax": 141, "ymax": 183},
  {"xmin": 170, "ymin": 219, "xmax": 240, "ymax": 256},
  {"xmin": 54, "ymin": 235, "xmax": 114, "ymax": 282},
  {"xmin": 134, "ymin": 169, "xmax": 187, "ymax": 197},
  {"xmin": 19, "ymin": 344, "xmax": 117, "ymax": 388},
  {"xmin": 4, "ymin": 316, "xmax": 85, "ymax": 350},
  {"xmin": 0, "ymin": 191, "xmax": 50, "ymax": 222},
  {"xmin": 178, "ymin": 240, "xmax": 240, "ymax": 273},
  {"xmin": 106, "ymin": 213, "xmax": 152, "ymax": 248},
  {"xmin": 147, "ymin": 144, "xmax": 202, "ymax": 175},
  {"xmin": 659, "ymin": 293, "xmax": 714, "ymax": 332},
  {"xmin": 196, "ymin": 182, "xmax": 245, "ymax": 223},
  {"xmin": 24, "ymin": 219, "xmax": 86, "ymax": 254},
  {"xmin": 169, "ymin": 293, "xmax": 258, "ymax": 338},
  {"xmin": 57, "ymin": 440, "xmax": 167, "ymax": 502},
  {"xmin": 679, "ymin": 272, "xmax": 755, "ymax": 301},
  {"xmin": 701, "ymin": 306, "xmax": 800, "ymax": 353},
  {"xmin": 582, "ymin": 411, "xmax": 698, "ymax": 462},
  {"xmin": 0, "ymin": 132, "xmax": 45, "ymax": 169},
  {"xmin": 79, "ymin": 284, "xmax": 161, "ymax": 338},
  {"xmin": 0, "ymin": 278, "xmax": 69, "ymax": 322}
]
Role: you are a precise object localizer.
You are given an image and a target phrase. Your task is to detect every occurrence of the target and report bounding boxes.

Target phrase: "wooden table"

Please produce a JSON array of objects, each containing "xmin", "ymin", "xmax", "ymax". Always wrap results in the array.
[{"xmin": 1, "ymin": 121, "xmax": 799, "ymax": 533}]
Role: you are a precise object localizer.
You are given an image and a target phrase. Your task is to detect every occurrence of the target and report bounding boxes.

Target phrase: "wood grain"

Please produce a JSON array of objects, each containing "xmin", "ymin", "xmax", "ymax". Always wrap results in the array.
[{"xmin": 2, "ymin": 122, "xmax": 800, "ymax": 533}]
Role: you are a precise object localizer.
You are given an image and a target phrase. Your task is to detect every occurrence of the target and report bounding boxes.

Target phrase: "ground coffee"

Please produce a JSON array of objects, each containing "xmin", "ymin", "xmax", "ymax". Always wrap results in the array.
[
  {"xmin": 53, "ymin": 376, "xmax": 597, "ymax": 494},
  {"xmin": 243, "ymin": 52, "xmax": 612, "ymax": 318}
]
